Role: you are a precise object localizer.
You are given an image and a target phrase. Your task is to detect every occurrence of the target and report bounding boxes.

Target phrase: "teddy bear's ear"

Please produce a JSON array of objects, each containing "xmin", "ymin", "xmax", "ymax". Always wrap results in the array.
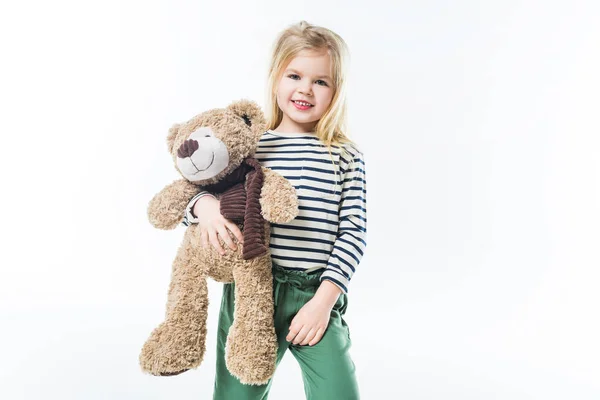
[
  {"xmin": 227, "ymin": 99, "xmax": 267, "ymax": 139},
  {"xmin": 166, "ymin": 123, "xmax": 181, "ymax": 154}
]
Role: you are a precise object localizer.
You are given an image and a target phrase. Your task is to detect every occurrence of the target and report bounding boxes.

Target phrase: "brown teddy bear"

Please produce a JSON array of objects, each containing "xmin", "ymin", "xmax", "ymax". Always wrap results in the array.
[{"xmin": 139, "ymin": 99, "xmax": 299, "ymax": 385}]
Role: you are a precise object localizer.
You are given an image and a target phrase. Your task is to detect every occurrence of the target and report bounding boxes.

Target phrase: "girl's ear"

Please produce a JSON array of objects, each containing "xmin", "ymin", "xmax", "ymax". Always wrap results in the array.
[
  {"xmin": 227, "ymin": 98, "xmax": 267, "ymax": 140},
  {"xmin": 166, "ymin": 123, "xmax": 181, "ymax": 154}
]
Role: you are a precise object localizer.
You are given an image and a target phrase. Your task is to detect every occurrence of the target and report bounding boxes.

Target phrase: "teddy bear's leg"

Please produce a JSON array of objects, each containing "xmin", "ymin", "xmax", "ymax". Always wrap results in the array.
[
  {"xmin": 225, "ymin": 253, "xmax": 278, "ymax": 385},
  {"xmin": 139, "ymin": 236, "xmax": 209, "ymax": 376}
]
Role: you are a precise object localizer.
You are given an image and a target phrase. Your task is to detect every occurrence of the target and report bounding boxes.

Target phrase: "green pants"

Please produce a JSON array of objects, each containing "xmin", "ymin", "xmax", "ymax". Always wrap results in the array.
[{"xmin": 213, "ymin": 263, "xmax": 360, "ymax": 399}]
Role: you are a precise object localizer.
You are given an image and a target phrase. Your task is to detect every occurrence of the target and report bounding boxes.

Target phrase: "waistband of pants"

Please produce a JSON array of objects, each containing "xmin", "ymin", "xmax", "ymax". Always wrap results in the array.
[{"xmin": 272, "ymin": 262, "xmax": 322, "ymax": 288}]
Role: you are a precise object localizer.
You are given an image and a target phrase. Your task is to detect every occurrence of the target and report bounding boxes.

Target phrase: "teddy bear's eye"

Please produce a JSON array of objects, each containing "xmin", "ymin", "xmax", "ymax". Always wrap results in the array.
[{"xmin": 241, "ymin": 114, "xmax": 252, "ymax": 127}]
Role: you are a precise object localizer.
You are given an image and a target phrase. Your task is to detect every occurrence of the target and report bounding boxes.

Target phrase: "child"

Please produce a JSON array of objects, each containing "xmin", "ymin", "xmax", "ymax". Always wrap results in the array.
[{"xmin": 182, "ymin": 20, "xmax": 367, "ymax": 399}]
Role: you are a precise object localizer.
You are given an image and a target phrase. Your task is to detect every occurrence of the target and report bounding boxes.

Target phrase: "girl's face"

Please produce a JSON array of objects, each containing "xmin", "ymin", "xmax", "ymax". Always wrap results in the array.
[{"xmin": 275, "ymin": 49, "xmax": 334, "ymax": 133}]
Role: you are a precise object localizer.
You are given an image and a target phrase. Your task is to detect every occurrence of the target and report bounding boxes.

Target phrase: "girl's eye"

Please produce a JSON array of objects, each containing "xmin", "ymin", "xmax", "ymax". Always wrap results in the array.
[{"xmin": 287, "ymin": 74, "xmax": 328, "ymax": 87}]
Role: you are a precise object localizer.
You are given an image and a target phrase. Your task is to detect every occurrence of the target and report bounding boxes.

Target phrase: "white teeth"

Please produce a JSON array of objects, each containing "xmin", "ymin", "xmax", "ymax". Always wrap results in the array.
[{"xmin": 294, "ymin": 100, "xmax": 312, "ymax": 106}]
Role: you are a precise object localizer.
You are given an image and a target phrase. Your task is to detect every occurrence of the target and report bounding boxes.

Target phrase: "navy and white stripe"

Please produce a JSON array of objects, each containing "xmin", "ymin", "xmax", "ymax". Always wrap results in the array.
[{"xmin": 181, "ymin": 129, "xmax": 367, "ymax": 294}]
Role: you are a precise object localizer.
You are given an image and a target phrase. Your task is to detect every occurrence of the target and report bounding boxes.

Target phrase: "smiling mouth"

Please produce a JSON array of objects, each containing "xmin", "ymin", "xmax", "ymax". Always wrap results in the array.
[
  {"xmin": 190, "ymin": 151, "xmax": 215, "ymax": 174},
  {"xmin": 291, "ymin": 100, "xmax": 314, "ymax": 108}
]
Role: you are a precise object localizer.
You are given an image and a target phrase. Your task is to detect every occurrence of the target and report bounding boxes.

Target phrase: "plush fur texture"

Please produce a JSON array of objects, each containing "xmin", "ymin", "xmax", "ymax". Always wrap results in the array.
[{"xmin": 139, "ymin": 99, "xmax": 299, "ymax": 385}]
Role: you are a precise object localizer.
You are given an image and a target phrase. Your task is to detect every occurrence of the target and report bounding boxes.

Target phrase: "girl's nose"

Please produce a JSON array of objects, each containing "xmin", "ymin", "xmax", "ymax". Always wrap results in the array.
[
  {"xmin": 299, "ymin": 82, "xmax": 312, "ymax": 96},
  {"xmin": 298, "ymin": 88, "xmax": 313, "ymax": 97}
]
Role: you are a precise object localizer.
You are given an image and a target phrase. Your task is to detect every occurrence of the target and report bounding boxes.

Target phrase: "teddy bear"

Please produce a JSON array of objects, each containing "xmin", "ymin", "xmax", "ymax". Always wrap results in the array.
[{"xmin": 138, "ymin": 99, "xmax": 299, "ymax": 385}]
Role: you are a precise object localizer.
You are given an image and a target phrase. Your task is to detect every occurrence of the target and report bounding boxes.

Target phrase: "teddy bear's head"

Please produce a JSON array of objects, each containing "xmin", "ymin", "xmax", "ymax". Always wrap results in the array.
[{"xmin": 166, "ymin": 99, "xmax": 266, "ymax": 185}]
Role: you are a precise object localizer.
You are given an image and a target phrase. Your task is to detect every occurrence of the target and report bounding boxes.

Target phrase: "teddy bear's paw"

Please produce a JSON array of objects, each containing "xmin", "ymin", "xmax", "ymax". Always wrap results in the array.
[
  {"xmin": 139, "ymin": 321, "xmax": 207, "ymax": 376},
  {"xmin": 224, "ymin": 325, "xmax": 278, "ymax": 385},
  {"xmin": 260, "ymin": 193, "xmax": 299, "ymax": 224}
]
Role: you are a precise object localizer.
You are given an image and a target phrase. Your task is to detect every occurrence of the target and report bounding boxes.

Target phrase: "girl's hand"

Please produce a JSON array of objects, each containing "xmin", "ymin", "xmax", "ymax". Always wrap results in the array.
[
  {"xmin": 286, "ymin": 298, "xmax": 332, "ymax": 346},
  {"xmin": 192, "ymin": 195, "xmax": 244, "ymax": 255}
]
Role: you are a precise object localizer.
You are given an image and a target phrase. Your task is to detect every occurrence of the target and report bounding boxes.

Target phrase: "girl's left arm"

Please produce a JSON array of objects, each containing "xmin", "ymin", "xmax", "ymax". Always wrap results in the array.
[
  {"xmin": 287, "ymin": 152, "xmax": 367, "ymax": 345},
  {"xmin": 317, "ymin": 150, "xmax": 368, "ymax": 296}
]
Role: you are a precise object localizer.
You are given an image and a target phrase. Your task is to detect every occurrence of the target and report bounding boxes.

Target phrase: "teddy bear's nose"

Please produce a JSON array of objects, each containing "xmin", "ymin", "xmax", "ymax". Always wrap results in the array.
[{"xmin": 177, "ymin": 139, "xmax": 199, "ymax": 159}]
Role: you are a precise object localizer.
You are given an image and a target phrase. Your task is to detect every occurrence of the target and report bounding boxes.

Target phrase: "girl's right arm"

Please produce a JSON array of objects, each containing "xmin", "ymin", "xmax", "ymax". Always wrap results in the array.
[
  {"xmin": 181, "ymin": 191, "xmax": 244, "ymax": 255},
  {"xmin": 182, "ymin": 191, "xmax": 216, "ymax": 226}
]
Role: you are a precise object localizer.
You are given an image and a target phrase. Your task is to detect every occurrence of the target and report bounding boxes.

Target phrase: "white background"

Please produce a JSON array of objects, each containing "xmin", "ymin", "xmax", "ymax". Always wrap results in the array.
[{"xmin": 1, "ymin": 1, "xmax": 599, "ymax": 399}]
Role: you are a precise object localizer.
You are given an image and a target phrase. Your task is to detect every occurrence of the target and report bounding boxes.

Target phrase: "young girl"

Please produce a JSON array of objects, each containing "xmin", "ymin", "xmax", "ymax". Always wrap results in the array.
[{"xmin": 182, "ymin": 20, "xmax": 367, "ymax": 399}]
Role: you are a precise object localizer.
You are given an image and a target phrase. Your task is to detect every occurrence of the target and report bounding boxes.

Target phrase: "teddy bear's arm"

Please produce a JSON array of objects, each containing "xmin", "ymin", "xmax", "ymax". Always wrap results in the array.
[
  {"xmin": 259, "ymin": 166, "xmax": 299, "ymax": 224},
  {"xmin": 147, "ymin": 179, "xmax": 202, "ymax": 230}
]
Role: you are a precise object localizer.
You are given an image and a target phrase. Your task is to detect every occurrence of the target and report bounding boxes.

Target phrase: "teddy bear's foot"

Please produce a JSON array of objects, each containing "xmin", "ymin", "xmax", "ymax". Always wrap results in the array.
[
  {"xmin": 139, "ymin": 319, "xmax": 207, "ymax": 377},
  {"xmin": 155, "ymin": 368, "xmax": 189, "ymax": 377},
  {"xmin": 224, "ymin": 324, "xmax": 278, "ymax": 385}
]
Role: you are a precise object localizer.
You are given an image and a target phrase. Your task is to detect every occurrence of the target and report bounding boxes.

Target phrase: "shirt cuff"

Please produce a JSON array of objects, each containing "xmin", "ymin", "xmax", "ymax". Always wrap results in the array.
[
  {"xmin": 319, "ymin": 270, "xmax": 349, "ymax": 294},
  {"xmin": 184, "ymin": 191, "xmax": 216, "ymax": 223}
]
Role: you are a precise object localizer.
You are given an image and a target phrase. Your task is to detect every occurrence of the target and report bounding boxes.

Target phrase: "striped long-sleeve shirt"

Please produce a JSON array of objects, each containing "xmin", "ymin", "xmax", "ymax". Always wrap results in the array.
[{"xmin": 181, "ymin": 129, "xmax": 367, "ymax": 294}]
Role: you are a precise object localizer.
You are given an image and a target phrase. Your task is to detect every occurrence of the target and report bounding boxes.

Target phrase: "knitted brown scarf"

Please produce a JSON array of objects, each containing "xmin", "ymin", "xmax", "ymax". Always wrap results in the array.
[{"xmin": 202, "ymin": 157, "xmax": 267, "ymax": 260}]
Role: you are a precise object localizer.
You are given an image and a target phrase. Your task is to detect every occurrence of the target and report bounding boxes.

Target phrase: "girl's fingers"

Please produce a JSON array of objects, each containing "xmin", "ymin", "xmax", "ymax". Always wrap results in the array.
[
  {"xmin": 308, "ymin": 328, "xmax": 324, "ymax": 346},
  {"xmin": 207, "ymin": 229, "xmax": 225, "ymax": 255},
  {"xmin": 286, "ymin": 324, "xmax": 300, "ymax": 342},
  {"xmin": 292, "ymin": 325, "xmax": 311, "ymax": 345},
  {"xmin": 225, "ymin": 221, "xmax": 244, "ymax": 244},
  {"xmin": 217, "ymin": 225, "xmax": 236, "ymax": 251},
  {"xmin": 199, "ymin": 230, "xmax": 208, "ymax": 248},
  {"xmin": 300, "ymin": 327, "xmax": 317, "ymax": 346}
]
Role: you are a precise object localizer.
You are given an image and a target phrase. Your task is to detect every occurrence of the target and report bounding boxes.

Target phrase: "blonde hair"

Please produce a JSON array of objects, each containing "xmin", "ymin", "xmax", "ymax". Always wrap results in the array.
[{"xmin": 264, "ymin": 20, "xmax": 356, "ymax": 161}]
